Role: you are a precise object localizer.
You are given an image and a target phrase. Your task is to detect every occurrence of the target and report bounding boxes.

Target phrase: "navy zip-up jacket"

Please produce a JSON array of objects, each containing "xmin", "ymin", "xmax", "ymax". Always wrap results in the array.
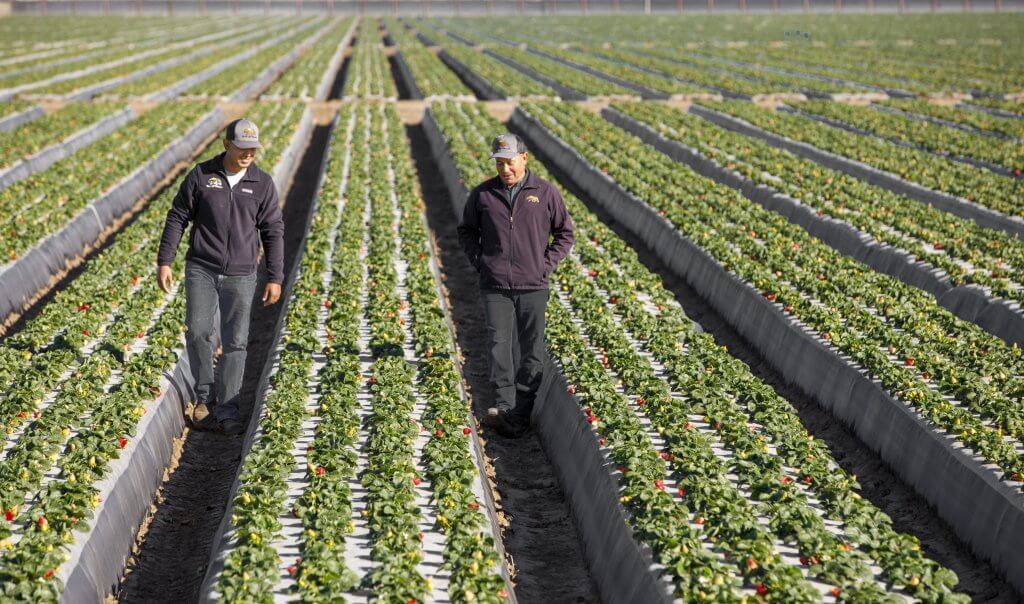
[
  {"xmin": 157, "ymin": 153, "xmax": 284, "ymax": 283},
  {"xmin": 458, "ymin": 170, "xmax": 574, "ymax": 290}
]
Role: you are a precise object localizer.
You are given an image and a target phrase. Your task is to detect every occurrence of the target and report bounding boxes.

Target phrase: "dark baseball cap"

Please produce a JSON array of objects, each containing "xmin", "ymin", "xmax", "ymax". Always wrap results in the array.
[
  {"xmin": 489, "ymin": 133, "xmax": 526, "ymax": 160},
  {"xmin": 225, "ymin": 118, "xmax": 262, "ymax": 149}
]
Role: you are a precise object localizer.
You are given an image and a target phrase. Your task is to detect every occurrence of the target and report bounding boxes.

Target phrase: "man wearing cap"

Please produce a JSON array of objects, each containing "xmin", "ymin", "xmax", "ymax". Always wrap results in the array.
[
  {"xmin": 458, "ymin": 133, "xmax": 574, "ymax": 438},
  {"xmin": 156, "ymin": 118, "xmax": 284, "ymax": 435}
]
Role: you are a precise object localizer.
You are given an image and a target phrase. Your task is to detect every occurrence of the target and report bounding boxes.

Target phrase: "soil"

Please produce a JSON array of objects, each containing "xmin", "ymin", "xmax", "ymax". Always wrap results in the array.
[
  {"xmin": 113, "ymin": 123, "xmax": 334, "ymax": 604},
  {"xmin": 406, "ymin": 123, "xmax": 600, "ymax": 604},
  {"xmin": 520, "ymin": 125, "xmax": 1020, "ymax": 603}
]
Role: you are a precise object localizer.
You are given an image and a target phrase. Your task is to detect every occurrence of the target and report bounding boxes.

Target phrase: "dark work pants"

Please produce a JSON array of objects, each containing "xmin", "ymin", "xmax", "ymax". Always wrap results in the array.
[
  {"xmin": 481, "ymin": 288, "xmax": 549, "ymax": 423},
  {"xmin": 184, "ymin": 261, "xmax": 257, "ymax": 422}
]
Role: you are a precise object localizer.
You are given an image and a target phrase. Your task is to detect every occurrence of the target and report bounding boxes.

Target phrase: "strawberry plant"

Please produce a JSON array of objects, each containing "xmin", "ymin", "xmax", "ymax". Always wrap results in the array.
[
  {"xmin": 383, "ymin": 18, "xmax": 472, "ymax": 98},
  {"xmin": 341, "ymin": 19, "xmax": 398, "ymax": 99},
  {"xmin": 0, "ymin": 101, "xmax": 215, "ymax": 264},
  {"xmin": 525, "ymin": 100, "xmax": 1024, "ymax": 490},
  {"xmin": 0, "ymin": 101, "xmax": 124, "ymax": 174},
  {"xmin": 701, "ymin": 100, "xmax": 1024, "ymax": 220},
  {"xmin": 614, "ymin": 101, "xmax": 1024, "ymax": 306},
  {"xmin": 793, "ymin": 100, "xmax": 1024, "ymax": 174},
  {"xmin": 262, "ymin": 17, "xmax": 355, "ymax": 100}
]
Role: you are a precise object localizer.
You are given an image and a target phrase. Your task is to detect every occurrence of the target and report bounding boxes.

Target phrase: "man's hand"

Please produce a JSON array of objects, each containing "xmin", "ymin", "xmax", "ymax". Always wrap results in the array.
[
  {"xmin": 158, "ymin": 265, "xmax": 174, "ymax": 293},
  {"xmin": 262, "ymin": 282, "xmax": 281, "ymax": 306}
]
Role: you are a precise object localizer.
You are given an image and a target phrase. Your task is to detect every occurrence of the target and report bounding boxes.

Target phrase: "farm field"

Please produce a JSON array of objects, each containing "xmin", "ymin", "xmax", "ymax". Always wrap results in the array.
[{"xmin": 0, "ymin": 10, "xmax": 1021, "ymax": 604}]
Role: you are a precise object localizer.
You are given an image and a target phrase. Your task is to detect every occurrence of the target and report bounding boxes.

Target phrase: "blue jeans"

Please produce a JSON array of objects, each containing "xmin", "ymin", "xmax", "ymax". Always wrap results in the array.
[{"xmin": 184, "ymin": 261, "xmax": 257, "ymax": 422}]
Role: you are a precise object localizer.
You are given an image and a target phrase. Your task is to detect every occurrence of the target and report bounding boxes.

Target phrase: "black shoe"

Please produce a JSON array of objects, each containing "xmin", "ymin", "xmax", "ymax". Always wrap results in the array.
[
  {"xmin": 486, "ymin": 407, "xmax": 527, "ymax": 439},
  {"xmin": 191, "ymin": 402, "xmax": 211, "ymax": 424},
  {"xmin": 219, "ymin": 418, "xmax": 245, "ymax": 436},
  {"xmin": 190, "ymin": 411, "xmax": 220, "ymax": 432}
]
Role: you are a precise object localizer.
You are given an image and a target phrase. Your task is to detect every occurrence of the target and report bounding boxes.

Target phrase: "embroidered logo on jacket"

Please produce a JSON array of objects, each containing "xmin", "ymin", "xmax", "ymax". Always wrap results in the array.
[
  {"xmin": 526, "ymin": 195, "xmax": 540, "ymax": 204},
  {"xmin": 207, "ymin": 176, "xmax": 223, "ymax": 189}
]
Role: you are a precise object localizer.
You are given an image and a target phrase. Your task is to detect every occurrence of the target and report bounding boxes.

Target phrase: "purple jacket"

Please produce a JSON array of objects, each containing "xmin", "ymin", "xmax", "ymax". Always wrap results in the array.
[
  {"xmin": 157, "ymin": 153, "xmax": 284, "ymax": 283},
  {"xmin": 458, "ymin": 171, "xmax": 574, "ymax": 290}
]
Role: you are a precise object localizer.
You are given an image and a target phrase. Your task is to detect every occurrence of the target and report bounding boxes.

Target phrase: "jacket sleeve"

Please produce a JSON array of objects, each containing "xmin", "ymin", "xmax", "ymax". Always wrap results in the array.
[
  {"xmin": 156, "ymin": 168, "xmax": 196, "ymax": 267},
  {"xmin": 257, "ymin": 180, "xmax": 285, "ymax": 284},
  {"xmin": 544, "ymin": 185, "xmax": 575, "ymax": 273},
  {"xmin": 457, "ymin": 187, "xmax": 482, "ymax": 269}
]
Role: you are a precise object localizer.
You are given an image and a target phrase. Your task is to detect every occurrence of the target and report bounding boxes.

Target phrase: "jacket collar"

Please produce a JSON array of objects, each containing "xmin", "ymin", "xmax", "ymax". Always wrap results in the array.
[
  {"xmin": 212, "ymin": 152, "xmax": 260, "ymax": 182},
  {"xmin": 488, "ymin": 169, "xmax": 537, "ymax": 192}
]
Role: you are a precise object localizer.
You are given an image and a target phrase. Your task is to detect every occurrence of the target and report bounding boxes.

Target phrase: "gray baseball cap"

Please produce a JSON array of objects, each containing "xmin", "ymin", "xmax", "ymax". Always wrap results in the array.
[
  {"xmin": 225, "ymin": 118, "xmax": 262, "ymax": 149},
  {"xmin": 489, "ymin": 133, "xmax": 526, "ymax": 160}
]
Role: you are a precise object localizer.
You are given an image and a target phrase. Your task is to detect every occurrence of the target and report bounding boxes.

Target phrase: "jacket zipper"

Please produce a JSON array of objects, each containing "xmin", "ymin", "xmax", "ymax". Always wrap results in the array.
[{"xmin": 224, "ymin": 173, "xmax": 233, "ymax": 273}]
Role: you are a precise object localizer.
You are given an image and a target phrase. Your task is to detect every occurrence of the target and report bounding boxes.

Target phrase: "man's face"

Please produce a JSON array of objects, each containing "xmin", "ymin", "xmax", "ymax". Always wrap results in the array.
[
  {"xmin": 223, "ymin": 140, "xmax": 257, "ymax": 171},
  {"xmin": 496, "ymin": 152, "xmax": 528, "ymax": 186}
]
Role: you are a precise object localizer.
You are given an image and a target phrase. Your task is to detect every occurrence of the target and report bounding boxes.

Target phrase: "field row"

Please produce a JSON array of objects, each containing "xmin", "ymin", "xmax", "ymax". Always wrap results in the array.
[
  {"xmin": 429, "ymin": 100, "xmax": 971, "ymax": 602},
  {"xmin": 205, "ymin": 102, "xmax": 509, "ymax": 603},
  {"xmin": 0, "ymin": 99, "xmax": 306, "ymax": 601}
]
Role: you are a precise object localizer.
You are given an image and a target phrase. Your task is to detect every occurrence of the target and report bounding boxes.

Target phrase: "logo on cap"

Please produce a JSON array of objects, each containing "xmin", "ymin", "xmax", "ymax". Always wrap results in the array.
[
  {"xmin": 497, "ymin": 138, "xmax": 511, "ymax": 150},
  {"xmin": 241, "ymin": 126, "xmax": 257, "ymax": 138}
]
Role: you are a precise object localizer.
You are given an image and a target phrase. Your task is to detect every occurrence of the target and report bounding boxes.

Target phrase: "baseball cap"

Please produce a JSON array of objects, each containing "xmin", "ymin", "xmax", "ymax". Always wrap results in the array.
[
  {"xmin": 225, "ymin": 118, "xmax": 262, "ymax": 149},
  {"xmin": 489, "ymin": 133, "xmax": 526, "ymax": 160}
]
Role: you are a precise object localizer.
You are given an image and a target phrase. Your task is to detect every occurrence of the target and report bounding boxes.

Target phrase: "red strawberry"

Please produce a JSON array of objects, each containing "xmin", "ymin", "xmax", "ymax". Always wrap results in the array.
[
  {"xmin": 746, "ymin": 557, "xmax": 758, "ymax": 571},
  {"xmin": 905, "ymin": 358, "xmax": 915, "ymax": 367},
  {"xmin": 412, "ymin": 476, "xmax": 421, "ymax": 486},
  {"xmin": 367, "ymin": 376, "xmax": 377, "ymax": 385},
  {"xmin": 37, "ymin": 516, "xmax": 47, "ymax": 528},
  {"xmin": 659, "ymin": 451, "xmax": 670, "ymax": 460},
  {"xmin": 677, "ymin": 487, "xmax": 686, "ymax": 497},
  {"xmin": 131, "ymin": 275, "xmax": 141, "ymax": 286},
  {"xmin": 118, "ymin": 437, "xmax": 128, "ymax": 449},
  {"xmin": 323, "ymin": 299, "xmax": 330, "ymax": 308},
  {"xmin": 468, "ymin": 502, "xmax": 480, "ymax": 510},
  {"xmin": 567, "ymin": 385, "xmax": 576, "ymax": 394},
  {"xmin": 598, "ymin": 437, "xmax": 606, "ymax": 445},
  {"xmin": 694, "ymin": 516, "xmax": 704, "ymax": 525},
  {"xmin": 417, "ymin": 532, "xmax": 424, "ymax": 540},
  {"xmin": 784, "ymin": 304, "xmax": 793, "ymax": 313},
  {"xmin": 609, "ymin": 296, "xmax": 618, "ymax": 304},
  {"xmin": 756, "ymin": 582, "xmax": 768, "ymax": 595},
  {"xmin": 315, "ymin": 466, "xmax": 326, "ymax": 476},
  {"xmin": 588, "ymin": 270, "xmax": 597, "ymax": 277},
  {"xmin": 82, "ymin": 329, "xmax": 90, "ymax": 337},
  {"xmin": 4, "ymin": 509, "xmax": 14, "ymax": 521},
  {"xmin": 137, "ymin": 330, "xmax": 145, "ymax": 339},
  {"xmin": 654, "ymin": 479, "xmax": 665, "ymax": 491},
  {"xmin": 498, "ymin": 590, "xmax": 508, "ymax": 599},
  {"xmin": 463, "ymin": 427, "xmax": 472, "ymax": 435},
  {"xmin": 43, "ymin": 569, "xmax": 55, "ymax": 580},
  {"xmin": 684, "ymin": 422, "xmax": 693, "ymax": 430},
  {"xmin": 435, "ymin": 429, "xmax": 444, "ymax": 437},
  {"xmin": 288, "ymin": 565, "xmax": 298, "ymax": 575}
]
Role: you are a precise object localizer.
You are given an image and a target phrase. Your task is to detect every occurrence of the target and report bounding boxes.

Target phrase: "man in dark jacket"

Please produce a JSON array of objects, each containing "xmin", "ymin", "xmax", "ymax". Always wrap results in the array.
[
  {"xmin": 156, "ymin": 118, "xmax": 284, "ymax": 435},
  {"xmin": 458, "ymin": 133, "xmax": 574, "ymax": 437}
]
